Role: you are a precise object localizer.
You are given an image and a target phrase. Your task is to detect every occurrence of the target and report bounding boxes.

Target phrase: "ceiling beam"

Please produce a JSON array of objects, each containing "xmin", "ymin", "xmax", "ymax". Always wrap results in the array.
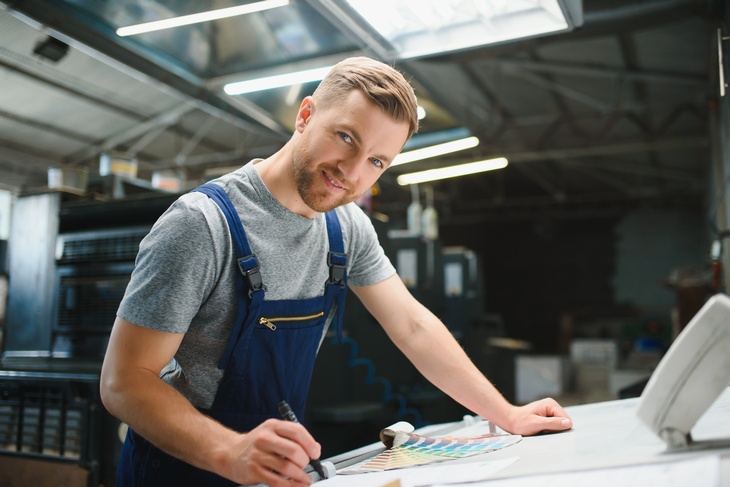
[
  {"xmin": 511, "ymin": 163, "xmax": 566, "ymax": 202},
  {"xmin": 3, "ymin": 0, "xmax": 290, "ymax": 139},
  {"xmin": 389, "ymin": 137, "xmax": 709, "ymax": 174},
  {"xmin": 469, "ymin": 183, "xmax": 699, "ymax": 208},
  {"xmin": 0, "ymin": 108, "xmax": 96, "ymax": 144},
  {"xmin": 510, "ymin": 68, "xmax": 610, "ymax": 111},
  {"xmin": 484, "ymin": 58, "xmax": 707, "ymax": 87},
  {"xmin": 0, "ymin": 43, "xmax": 252, "ymax": 160},
  {"xmin": 175, "ymin": 115, "xmax": 218, "ymax": 166},
  {"xmin": 506, "ymin": 137, "xmax": 709, "ymax": 162},
  {"xmin": 562, "ymin": 160, "xmax": 640, "ymax": 194},
  {"xmin": 576, "ymin": 158, "xmax": 702, "ymax": 182},
  {"xmin": 150, "ymin": 144, "xmax": 284, "ymax": 171},
  {"xmin": 458, "ymin": 63, "xmax": 533, "ymax": 144},
  {"xmin": 0, "ymin": 138, "xmax": 62, "ymax": 166},
  {"xmin": 65, "ymin": 103, "xmax": 195, "ymax": 165},
  {"xmin": 0, "ymin": 48, "xmax": 144, "ymax": 119}
]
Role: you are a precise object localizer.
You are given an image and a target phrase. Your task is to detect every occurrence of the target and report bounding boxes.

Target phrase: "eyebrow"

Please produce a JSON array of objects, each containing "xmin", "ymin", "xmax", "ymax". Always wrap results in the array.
[{"xmin": 344, "ymin": 125, "xmax": 394, "ymax": 166}]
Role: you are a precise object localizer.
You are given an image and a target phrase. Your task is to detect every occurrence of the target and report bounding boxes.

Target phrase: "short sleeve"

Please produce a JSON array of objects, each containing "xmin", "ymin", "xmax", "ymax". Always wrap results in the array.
[
  {"xmin": 341, "ymin": 205, "xmax": 396, "ymax": 287},
  {"xmin": 117, "ymin": 194, "xmax": 227, "ymax": 333}
]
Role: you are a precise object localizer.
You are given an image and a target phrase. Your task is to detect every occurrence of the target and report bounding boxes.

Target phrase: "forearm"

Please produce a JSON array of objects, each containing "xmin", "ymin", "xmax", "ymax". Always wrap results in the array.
[
  {"xmin": 389, "ymin": 305, "xmax": 514, "ymax": 429},
  {"xmin": 101, "ymin": 353, "xmax": 323, "ymax": 487},
  {"xmin": 355, "ymin": 277, "xmax": 571, "ymax": 436},
  {"xmin": 102, "ymin": 314, "xmax": 323, "ymax": 484},
  {"xmin": 101, "ymin": 365, "xmax": 237, "ymax": 476}
]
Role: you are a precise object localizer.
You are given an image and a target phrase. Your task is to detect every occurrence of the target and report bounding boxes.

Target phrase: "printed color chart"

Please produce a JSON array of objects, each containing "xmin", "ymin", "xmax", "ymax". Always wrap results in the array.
[{"xmin": 339, "ymin": 432, "xmax": 522, "ymax": 474}]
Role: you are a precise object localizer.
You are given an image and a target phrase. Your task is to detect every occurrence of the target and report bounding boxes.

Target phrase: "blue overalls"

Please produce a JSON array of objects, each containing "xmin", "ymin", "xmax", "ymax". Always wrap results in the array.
[{"xmin": 116, "ymin": 183, "xmax": 348, "ymax": 486}]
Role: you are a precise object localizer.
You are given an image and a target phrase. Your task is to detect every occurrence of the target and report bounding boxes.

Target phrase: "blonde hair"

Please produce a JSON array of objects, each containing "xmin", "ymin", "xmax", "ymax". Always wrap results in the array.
[{"xmin": 313, "ymin": 57, "xmax": 419, "ymax": 139}]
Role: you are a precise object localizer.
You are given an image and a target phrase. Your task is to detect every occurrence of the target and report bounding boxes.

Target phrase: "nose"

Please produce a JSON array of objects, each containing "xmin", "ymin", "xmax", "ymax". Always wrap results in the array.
[{"xmin": 337, "ymin": 154, "xmax": 368, "ymax": 182}]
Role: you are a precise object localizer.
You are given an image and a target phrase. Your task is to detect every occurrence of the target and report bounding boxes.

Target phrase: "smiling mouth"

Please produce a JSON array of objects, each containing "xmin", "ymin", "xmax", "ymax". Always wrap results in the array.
[{"xmin": 324, "ymin": 171, "xmax": 346, "ymax": 190}]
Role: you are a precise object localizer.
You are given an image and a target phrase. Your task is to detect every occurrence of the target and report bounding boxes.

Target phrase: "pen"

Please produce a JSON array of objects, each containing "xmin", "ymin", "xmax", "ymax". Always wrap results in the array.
[{"xmin": 278, "ymin": 400, "xmax": 327, "ymax": 480}]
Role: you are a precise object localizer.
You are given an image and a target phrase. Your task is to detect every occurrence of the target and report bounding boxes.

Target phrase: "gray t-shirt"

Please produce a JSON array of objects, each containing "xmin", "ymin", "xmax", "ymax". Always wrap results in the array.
[{"xmin": 117, "ymin": 160, "xmax": 395, "ymax": 408}]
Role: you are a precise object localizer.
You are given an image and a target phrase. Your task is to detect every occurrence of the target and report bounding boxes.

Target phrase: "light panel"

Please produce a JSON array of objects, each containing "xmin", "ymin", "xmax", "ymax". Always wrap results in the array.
[
  {"xmin": 392, "ymin": 136, "xmax": 479, "ymax": 167},
  {"xmin": 224, "ymin": 66, "xmax": 333, "ymax": 95},
  {"xmin": 344, "ymin": 0, "xmax": 579, "ymax": 59},
  {"xmin": 397, "ymin": 157, "xmax": 508, "ymax": 185},
  {"xmin": 117, "ymin": 0, "xmax": 289, "ymax": 37}
]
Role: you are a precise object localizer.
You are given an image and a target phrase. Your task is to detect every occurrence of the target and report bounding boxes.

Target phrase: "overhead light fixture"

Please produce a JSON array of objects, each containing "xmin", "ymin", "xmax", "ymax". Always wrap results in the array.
[
  {"xmin": 344, "ymin": 0, "xmax": 583, "ymax": 59},
  {"xmin": 116, "ymin": 0, "xmax": 289, "ymax": 37},
  {"xmin": 224, "ymin": 66, "xmax": 333, "ymax": 95},
  {"xmin": 392, "ymin": 136, "xmax": 479, "ymax": 167},
  {"xmin": 402, "ymin": 127, "xmax": 471, "ymax": 151},
  {"xmin": 223, "ymin": 67, "xmax": 432, "ymax": 124},
  {"xmin": 397, "ymin": 157, "xmax": 508, "ymax": 185}
]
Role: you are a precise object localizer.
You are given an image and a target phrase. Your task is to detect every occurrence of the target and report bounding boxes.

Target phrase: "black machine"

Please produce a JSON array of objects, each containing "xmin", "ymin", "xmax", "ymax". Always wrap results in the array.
[{"xmin": 1, "ymin": 188, "xmax": 176, "ymax": 486}]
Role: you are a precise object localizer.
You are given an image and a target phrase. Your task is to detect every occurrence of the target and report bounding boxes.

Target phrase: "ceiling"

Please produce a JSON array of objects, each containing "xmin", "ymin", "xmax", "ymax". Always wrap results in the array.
[{"xmin": 0, "ymin": 0, "xmax": 725, "ymax": 226}]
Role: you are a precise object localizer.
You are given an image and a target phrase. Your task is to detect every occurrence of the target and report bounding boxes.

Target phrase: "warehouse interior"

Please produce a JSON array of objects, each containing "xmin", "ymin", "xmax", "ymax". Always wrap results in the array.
[{"xmin": 0, "ymin": 0, "xmax": 730, "ymax": 485}]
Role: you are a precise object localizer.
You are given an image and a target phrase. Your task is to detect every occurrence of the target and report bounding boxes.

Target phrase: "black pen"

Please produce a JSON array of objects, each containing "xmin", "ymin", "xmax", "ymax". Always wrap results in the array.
[{"xmin": 278, "ymin": 400, "xmax": 327, "ymax": 480}]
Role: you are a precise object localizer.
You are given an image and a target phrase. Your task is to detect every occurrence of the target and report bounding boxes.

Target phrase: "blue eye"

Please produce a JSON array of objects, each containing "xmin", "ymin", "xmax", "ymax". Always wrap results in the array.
[
  {"xmin": 371, "ymin": 158, "xmax": 383, "ymax": 168},
  {"xmin": 339, "ymin": 132, "xmax": 352, "ymax": 143}
]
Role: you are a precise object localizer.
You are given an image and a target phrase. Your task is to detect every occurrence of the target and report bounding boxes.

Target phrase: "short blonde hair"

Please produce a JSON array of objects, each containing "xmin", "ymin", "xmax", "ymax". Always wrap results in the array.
[{"xmin": 313, "ymin": 57, "xmax": 419, "ymax": 140}]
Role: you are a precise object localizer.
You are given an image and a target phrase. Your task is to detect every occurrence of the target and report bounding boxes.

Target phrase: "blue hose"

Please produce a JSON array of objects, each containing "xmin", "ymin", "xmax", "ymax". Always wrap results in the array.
[{"xmin": 335, "ymin": 336, "xmax": 424, "ymax": 426}]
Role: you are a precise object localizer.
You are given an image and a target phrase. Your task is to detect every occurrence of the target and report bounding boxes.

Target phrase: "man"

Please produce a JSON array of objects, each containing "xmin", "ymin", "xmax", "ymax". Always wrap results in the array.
[{"xmin": 100, "ymin": 56, "xmax": 572, "ymax": 487}]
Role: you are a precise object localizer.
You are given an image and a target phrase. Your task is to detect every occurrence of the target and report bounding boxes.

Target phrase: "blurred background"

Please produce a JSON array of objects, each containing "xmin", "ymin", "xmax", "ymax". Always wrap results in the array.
[{"xmin": 0, "ymin": 0, "xmax": 729, "ymax": 484}]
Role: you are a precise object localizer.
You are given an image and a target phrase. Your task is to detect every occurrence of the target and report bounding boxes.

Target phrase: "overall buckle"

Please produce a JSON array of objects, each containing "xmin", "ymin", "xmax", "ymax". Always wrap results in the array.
[
  {"xmin": 237, "ymin": 254, "xmax": 267, "ymax": 298},
  {"xmin": 327, "ymin": 251, "xmax": 347, "ymax": 288}
]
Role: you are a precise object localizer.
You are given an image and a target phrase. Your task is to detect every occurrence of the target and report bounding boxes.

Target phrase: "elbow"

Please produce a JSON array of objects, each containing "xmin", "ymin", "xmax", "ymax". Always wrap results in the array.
[
  {"xmin": 388, "ymin": 306, "xmax": 434, "ymax": 349},
  {"xmin": 99, "ymin": 360, "xmax": 123, "ymax": 419}
]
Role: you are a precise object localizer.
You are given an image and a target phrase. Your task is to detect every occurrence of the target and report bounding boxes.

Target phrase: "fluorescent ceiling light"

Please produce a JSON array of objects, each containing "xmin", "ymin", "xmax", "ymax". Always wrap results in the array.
[
  {"xmin": 392, "ymin": 136, "xmax": 479, "ymax": 167},
  {"xmin": 117, "ymin": 0, "xmax": 289, "ymax": 37},
  {"xmin": 397, "ymin": 157, "xmax": 508, "ymax": 185},
  {"xmin": 222, "ymin": 68, "xmax": 433, "ymax": 118},
  {"xmin": 224, "ymin": 66, "xmax": 333, "ymax": 95},
  {"xmin": 345, "ymin": 0, "xmax": 580, "ymax": 59}
]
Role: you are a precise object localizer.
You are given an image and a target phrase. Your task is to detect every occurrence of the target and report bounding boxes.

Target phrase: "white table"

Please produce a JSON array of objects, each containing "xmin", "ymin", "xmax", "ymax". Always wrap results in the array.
[{"xmin": 320, "ymin": 387, "xmax": 730, "ymax": 486}]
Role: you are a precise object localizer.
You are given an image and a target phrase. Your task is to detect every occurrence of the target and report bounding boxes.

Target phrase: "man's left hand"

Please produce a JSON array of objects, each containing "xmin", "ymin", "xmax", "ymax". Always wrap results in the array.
[{"xmin": 504, "ymin": 398, "xmax": 573, "ymax": 436}]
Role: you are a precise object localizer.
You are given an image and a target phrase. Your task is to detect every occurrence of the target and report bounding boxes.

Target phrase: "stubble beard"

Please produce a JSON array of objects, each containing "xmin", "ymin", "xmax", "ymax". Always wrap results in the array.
[{"xmin": 292, "ymin": 150, "xmax": 356, "ymax": 213}]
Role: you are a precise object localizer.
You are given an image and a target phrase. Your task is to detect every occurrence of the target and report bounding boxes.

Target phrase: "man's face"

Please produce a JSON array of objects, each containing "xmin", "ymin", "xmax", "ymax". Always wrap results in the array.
[{"xmin": 291, "ymin": 90, "xmax": 410, "ymax": 214}]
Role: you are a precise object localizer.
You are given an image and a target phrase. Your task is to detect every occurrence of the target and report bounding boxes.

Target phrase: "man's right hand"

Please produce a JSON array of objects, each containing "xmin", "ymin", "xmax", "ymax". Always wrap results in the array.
[
  {"xmin": 101, "ymin": 318, "xmax": 321, "ymax": 485},
  {"xmin": 224, "ymin": 418, "xmax": 321, "ymax": 486}
]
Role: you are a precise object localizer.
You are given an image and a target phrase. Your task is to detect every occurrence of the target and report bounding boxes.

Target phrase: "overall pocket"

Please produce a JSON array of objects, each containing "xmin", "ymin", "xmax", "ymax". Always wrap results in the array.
[{"xmin": 211, "ymin": 298, "xmax": 328, "ymax": 422}]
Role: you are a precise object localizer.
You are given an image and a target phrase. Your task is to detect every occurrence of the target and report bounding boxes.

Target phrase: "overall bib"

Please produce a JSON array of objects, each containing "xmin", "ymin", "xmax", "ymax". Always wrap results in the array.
[{"xmin": 116, "ymin": 183, "xmax": 348, "ymax": 486}]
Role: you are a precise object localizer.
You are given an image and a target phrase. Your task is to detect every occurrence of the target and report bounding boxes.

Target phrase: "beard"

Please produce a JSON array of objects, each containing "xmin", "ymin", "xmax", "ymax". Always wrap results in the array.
[{"xmin": 292, "ymin": 147, "xmax": 357, "ymax": 213}]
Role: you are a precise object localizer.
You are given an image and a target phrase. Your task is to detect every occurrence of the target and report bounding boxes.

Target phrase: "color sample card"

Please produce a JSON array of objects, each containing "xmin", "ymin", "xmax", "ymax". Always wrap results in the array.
[{"xmin": 339, "ymin": 432, "xmax": 522, "ymax": 474}]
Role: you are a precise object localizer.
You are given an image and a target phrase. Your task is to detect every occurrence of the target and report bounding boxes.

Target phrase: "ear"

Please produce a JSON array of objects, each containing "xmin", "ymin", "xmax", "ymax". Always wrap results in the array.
[{"xmin": 295, "ymin": 96, "xmax": 314, "ymax": 133}]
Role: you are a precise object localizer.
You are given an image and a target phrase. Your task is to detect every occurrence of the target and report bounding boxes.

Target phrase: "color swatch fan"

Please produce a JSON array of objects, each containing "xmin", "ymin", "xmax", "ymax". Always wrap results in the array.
[{"xmin": 339, "ymin": 423, "xmax": 521, "ymax": 474}]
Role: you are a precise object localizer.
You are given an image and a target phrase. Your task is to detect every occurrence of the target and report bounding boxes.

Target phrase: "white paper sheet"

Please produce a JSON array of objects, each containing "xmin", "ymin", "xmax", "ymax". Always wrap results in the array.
[{"xmin": 316, "ymin": 457, "xmax": 519, "ymax": 487}]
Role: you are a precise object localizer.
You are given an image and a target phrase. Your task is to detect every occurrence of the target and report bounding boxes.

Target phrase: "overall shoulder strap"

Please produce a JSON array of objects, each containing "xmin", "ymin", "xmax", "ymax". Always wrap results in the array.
[
  {"xmin": 192, "ymin": 183, "xmax": 266, "ymax": 370},
  {"xmin": 324, "ymin": 209, "xmax": 348, "ymax": 343},
  {"xmin": 324, "ymin": 210, "xmax": 347, "ymax": 288},
  {"xmin": 192, "ymin": 183, "xmax": 266, "ymax": 298}
]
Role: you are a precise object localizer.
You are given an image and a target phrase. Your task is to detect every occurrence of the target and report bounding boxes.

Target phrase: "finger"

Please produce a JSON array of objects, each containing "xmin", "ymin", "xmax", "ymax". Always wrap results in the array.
[
  {"xmin": 251, "ymin": 420, "xmax": 307, "ymax": 465},
  {"xmin": 534, "ymin": 398, "xmax": 570, "ymax": 419},
  {"xmin": 539, "ymin": 415, "xmax": 573, "ymax": 432},
  {"xmin": 272, "ymin": 420, "xmax": 322, "ymax": 462},
  {"xmin": 267, "ymin": 456, "xmax": 314, "ymax": 486},
  {"xmin": 256, "ymin": 466, "xmax": 312, "ymax": 487},
  {"xmin": 535, "ymin": 399, "xmax": 572, "ymax": 429},
  {"xmin": 247, "ymin": 449, "xmax": 313, "ymax": 487}
]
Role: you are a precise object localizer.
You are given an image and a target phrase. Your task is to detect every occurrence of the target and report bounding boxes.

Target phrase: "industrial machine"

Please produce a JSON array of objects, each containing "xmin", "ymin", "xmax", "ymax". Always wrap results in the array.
[{"xmin": 2, "ymin": 186, "xmax": 175, "ymax": 486}]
